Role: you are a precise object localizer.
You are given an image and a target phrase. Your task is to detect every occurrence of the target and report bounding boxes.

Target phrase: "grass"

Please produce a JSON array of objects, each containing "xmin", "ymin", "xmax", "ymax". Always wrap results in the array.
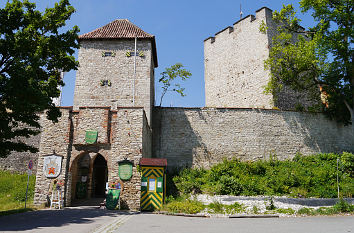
[{"xmin": 0, "ymin": 170, "xmax": 37, "ymax": 215}]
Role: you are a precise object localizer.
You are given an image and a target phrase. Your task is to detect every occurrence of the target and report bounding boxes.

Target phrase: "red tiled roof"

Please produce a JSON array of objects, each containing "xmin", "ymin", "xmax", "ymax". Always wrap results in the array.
[
  {"xmin": 79, "ymin": 19, "xmax": 154, "ymax": 39},
  {"xmin": 79, "ymin": 19, "xmax": 158, "ymax": 67},
  {"xmin": 140, "ymin": 158, "xmax": 167, "ymax": 167}
]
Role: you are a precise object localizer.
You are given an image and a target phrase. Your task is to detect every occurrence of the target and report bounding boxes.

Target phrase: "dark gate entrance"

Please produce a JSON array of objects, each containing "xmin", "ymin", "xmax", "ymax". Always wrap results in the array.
[{"xmin": 92, "ymin": 154, "xmax": 108, "ymax": 197}]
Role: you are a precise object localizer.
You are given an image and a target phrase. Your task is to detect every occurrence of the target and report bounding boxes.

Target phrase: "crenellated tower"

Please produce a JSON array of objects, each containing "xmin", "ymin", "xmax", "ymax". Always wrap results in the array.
[{"xmin": 204, "ymin": 7, "xmax": 314, "ymax": 110}]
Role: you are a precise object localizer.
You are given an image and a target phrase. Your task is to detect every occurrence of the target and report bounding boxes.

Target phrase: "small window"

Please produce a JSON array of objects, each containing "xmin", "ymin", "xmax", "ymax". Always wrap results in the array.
[
  {"xmin": 102, "ymin": 51, "xmax": 116, "ymax": 57},
  {"xmin": 104, "ymin": 52, "xmax": 112, "ymax": 57}
]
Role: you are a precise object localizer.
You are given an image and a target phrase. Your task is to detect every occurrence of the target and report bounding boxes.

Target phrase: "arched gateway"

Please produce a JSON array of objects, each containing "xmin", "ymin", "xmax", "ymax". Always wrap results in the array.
[{"xmin": 33, "ymin": 19, "xmax": 157, "ymax": 210}]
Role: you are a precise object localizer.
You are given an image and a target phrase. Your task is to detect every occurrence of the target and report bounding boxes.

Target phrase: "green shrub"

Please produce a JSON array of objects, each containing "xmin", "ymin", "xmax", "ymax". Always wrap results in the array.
[
  {"xmin": 207, "ymin": 201, "xmax": 245, "ymax": 214},
  {"xmin": 172, "ymin": 153, "xmax": 354, "ymax": 198},
  {"xmin": 333, "ymin": 199, "xmax": 354, "ymax": 213},
  {"xmin": 207, "ymin": 201, "xmax": 224, "ymax": 214},
  {"xmin": 163, "ymin": 199, "xmax": 205, "ymax": 214},
  {"xmin": 224, "ymin": 202, "xmax": 245, "ymax": 214},
  {"xmin": 276, "ymin": 208, "xmax": 296, "ymax": 215},
  {"xmin": 252, "ymin": 205, "xmax": 259, "ymax": 214},
  {"xmin": 297, "ymin": 207, "xmax": 315, "ymax": 215},
  {"xmin": 173, "ymin": 168, "xmax": 206, "ymax": 195}
]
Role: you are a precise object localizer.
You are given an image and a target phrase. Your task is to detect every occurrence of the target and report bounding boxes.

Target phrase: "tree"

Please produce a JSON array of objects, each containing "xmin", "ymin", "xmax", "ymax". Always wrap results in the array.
[
  {"xmin": 262, "ymin": 1, "xmax": 353, "ymax": 130},
  {"xmin": 158, "ymin": 63, "xmax": 192, "ymax": 107},
  {"xmin": 0, "ymin": 0, "xmax": 79, "ymax": 158}
]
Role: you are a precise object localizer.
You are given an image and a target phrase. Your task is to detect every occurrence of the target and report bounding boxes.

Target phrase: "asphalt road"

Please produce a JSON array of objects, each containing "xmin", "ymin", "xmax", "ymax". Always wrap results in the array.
[
  {"xmin": 0, "ymin": 208, "xmax": 353, "ymax": 233},
  {"xmin": 0, "ymin": 207, "xmax": 136, "ymax": 233},
  {"xmin": 116, "ymin": 214, "xmax": 354, "ymax": 233}
]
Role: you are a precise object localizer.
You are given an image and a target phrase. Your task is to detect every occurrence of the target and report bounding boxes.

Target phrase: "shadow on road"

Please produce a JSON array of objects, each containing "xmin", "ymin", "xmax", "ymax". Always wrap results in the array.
[{"xmin": 0, "ymin": 208, "xmax": 139, "ymax": 231}]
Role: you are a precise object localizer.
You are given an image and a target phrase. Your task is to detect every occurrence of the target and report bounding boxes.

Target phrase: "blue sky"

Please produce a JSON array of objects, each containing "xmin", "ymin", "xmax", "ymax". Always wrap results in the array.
[{"xmin": 5, "ymin": 0, "xmax": 315, "ymax": 107}]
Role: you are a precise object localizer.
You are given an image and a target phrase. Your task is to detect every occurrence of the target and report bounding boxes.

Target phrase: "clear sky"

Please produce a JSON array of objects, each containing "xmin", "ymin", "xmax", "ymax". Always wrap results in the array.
[{"xmin": 4, "ymin": 0, "xmax": 315, "ymax": 107}]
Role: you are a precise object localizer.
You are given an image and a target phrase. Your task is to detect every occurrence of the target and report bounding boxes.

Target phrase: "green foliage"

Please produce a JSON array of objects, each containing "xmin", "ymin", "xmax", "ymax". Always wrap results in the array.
[
  {"xmin": 207, "ymin": 201, "xmax": 245, "ymax": 215},
  {"xmin": 163, "ymin": 198, "xmax": 205, "ymax": 214},
  {"xmin": 252, "ymin": 205, "xmax": 259, "ymax": 214},
  {"xmin": 0, "ymin": 0, "xmax": 79, "ymax": 157},
  {"xmin": 207, "ymin": 201, "xmax": 224, "ymax": 214},
  {"xmin": 158, "ymin": 63, "xmax": 191, "ymax": 106},
  {"xmin": 262, "ymin": 1, "xmax": 353, "ymax": 125},
  {"xmin": 276, "ymin": 208, "xmax": 296, "ymax": 215},
  {"xmin": 296, "ymin": 200, "xmax": 354, "ymax": 215},
  {"xmin": 333, "ymin": 199, "xmax": 354, "ymax": 213},
  {"xmin": 266, "ymin": 197, "xmax": 276, "ymax": 210},
  {"xmin": 173, "ymin": 153, "xmax": 354, "ymax": 198},
  {"xmin": 173, "ymin": 167, "xmax": 206, "ymax": 195},
  {"xmin": 0, "ymin": 170, "xmax": 36, "ymax": 211}
]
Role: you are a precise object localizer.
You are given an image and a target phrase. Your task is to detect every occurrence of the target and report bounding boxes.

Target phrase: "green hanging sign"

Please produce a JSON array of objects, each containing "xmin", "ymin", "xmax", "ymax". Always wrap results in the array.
[
  {"xmin": 85, "ymin": 130, "xmax": 98, "ymax": 144},
  {"xmin": 118, "ymin": 160, "xmax": 133, "ymax": 181}
]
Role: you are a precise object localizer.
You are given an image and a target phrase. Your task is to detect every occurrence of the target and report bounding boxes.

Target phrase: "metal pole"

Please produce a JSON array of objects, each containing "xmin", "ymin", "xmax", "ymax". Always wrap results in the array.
[
  {"xmin": 133, "ymin": 36, "xmax": 137, "ymax": 106},
  {"xmin": 25, "ymin": 171, "xmax": 30, "ymax": 208},
  {"xmin": 337, "ymin": 158, "xmax": 340, "ymax": 199}
]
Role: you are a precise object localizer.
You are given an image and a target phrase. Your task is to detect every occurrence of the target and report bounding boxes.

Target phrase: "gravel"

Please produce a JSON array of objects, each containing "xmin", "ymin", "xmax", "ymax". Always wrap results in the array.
[{"xmin": 194, "ymin": 194, "xmax": 354, "ymax": 217}]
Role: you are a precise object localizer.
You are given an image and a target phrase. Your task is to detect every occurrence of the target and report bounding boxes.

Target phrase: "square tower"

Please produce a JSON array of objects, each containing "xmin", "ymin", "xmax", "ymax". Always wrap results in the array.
[
  {"xmin": 204, "ymin": 7, "xmax": 274, "ymax": 109},
  {"xmin": 73, "ymin": 19, "xmax": 157, "ymax": 124}
]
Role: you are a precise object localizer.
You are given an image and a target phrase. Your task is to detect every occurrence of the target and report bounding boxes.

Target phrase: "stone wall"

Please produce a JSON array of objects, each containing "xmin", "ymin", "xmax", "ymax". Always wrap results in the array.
[
  {"xmin": 33, "ymin": 107, "xmax": 146, "ymax": 210},
  {"xmin": 73, "ymin": 39, "xmax": 155, "ymax": 124},
  {"xmin": 34, "ymin": 107, "xmax": 72, "ymax": 206},
  {"xmin": 204, "ymin": 8, "xmax": 273, "ymax": 109},
  {"xmin": 204, "ymin": 7, "xmax": 316, "ymax": 110},
  {"xmin": 153, "ymin": 107, "xmax": 354, "ymax": 170},
  {"xmin": 0, "ymin": 132, "xmax": 40, "ymax": 174},
  {"xmin": 142, "ymin": 111, "xmax": 152, "ymax": 158}
]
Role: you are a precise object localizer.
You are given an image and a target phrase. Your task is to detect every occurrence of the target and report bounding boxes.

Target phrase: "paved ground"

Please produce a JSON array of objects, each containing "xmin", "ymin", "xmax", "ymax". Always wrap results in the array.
[
  {"xmin": 0, "ymin": 208, "xmax": 353, "ymax": 233},
  {"xmin": 116, "ymin": 214, "xmax": 354, "ymax": 233},
  {"xmin": 0, "ymin": 207, "xmax": 136, "ymax": 233}
]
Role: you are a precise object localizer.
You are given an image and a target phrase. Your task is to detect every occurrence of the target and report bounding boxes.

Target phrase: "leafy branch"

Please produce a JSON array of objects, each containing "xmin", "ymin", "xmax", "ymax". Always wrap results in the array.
[{"xmin": 158, "ymin": 63, "xmax": 192, "ymax": 107}]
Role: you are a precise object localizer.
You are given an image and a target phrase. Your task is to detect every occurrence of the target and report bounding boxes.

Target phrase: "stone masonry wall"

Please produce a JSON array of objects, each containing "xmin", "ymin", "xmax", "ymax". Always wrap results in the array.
[
  {"xmin": 204, "ymin": 7, "xmax": 317, "ymax": 110},
  {"xmin": 142, "ymin": 111, "xmax": 152, "ymax": 158},
  {"xmin": 0, "ymin": 132, "xmax": 40, "ymax": 174},
  {"xmin": 204, "ymin": 8, "xmax": 273, "ymax": 109},
  {"xmin": 34, "ymin": 107, "xmax": 145, "ymax": 210},
  {"xmin": 153, "ymin": 107, "xmax": 354, "ymax": 170},
  {"xmin": 34, "ymin": 108, "xmax": 72, "ymax": 205},
  {"xmin": 73, "ymin": 39, "xmax": 154, "ymax": 124},
  {"xmin": 73, "ymin": 107, "xmax": 110, "ymax": 145}
]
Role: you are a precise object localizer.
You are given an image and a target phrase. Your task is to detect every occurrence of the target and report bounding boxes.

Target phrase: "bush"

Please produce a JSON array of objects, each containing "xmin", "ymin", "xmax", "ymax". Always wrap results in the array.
[
  {"xmin": 172, "ymin": 153, "xmax": 354, "ymax": 198},
  {"xmin": 163, "ymin": 199, "xmax": 205, "ymax": 214},
  {"xmin": 333, "ymin": 199, "xmax": 354, "ymax": 213}
]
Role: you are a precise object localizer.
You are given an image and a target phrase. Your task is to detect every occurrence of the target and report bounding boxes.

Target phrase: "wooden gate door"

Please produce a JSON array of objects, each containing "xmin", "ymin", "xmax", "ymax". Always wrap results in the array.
[{"xmin": 140, "ymin": 166, "xmax": 165, "ymax": 210}]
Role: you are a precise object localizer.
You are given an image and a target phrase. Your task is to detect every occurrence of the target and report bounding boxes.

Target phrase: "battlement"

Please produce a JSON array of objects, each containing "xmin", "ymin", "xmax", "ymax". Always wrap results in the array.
[
  {"xmin": 204, "ymin": 7, "xmax": 272, "ymax": 44},
  {"xmin": 204, "ymin": 7, "xmax": 275, "ymax": 109}
]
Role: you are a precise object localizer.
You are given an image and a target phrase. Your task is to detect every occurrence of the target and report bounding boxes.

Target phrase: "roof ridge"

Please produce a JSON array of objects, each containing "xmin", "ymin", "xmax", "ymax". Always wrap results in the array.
[{"xmin": 79, "ymin": 19, "xmax": 154, "ymax": 40}]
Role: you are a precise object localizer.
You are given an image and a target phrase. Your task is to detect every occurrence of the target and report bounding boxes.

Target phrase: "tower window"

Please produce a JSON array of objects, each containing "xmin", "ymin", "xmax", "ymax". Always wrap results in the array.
[{"xmin": 102, "ymin": 51, "xmax": 116, "ymax": 57}]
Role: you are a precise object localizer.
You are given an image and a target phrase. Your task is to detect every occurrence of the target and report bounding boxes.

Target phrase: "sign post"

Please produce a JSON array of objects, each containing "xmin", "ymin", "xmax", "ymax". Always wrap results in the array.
[{"xmin": 25, "ymin": 160, "xmax": 33, "ymax": 208}]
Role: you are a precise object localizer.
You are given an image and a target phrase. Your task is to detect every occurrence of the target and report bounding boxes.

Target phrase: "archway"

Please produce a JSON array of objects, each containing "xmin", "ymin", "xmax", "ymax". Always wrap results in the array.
[{"xmin": 92, "ymin": 154, "xmax": 108, "ymax": 198}]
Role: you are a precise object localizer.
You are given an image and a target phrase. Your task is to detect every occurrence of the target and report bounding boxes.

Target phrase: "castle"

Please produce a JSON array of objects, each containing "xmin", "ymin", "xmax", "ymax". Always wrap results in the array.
[{"xmin": 1, "ymin": 7, "xmax": 352, "ymax": 210}]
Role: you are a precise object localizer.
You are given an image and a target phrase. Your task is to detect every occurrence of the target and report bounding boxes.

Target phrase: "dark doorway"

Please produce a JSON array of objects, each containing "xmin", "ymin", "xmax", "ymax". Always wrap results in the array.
[{"xmin": 92, "ymin": 154, "xmax": 108, "ymax": 197}]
